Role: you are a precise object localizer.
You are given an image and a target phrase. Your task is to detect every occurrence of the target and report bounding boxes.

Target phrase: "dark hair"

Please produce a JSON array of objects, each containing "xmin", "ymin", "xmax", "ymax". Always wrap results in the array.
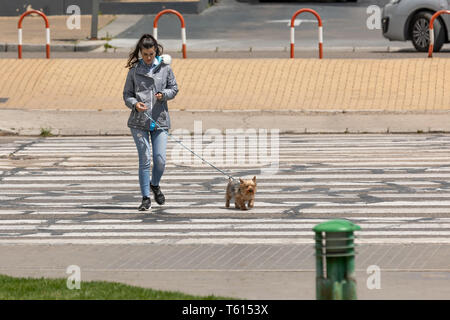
[{"xmin": 125, "ymin": 34, "xmax": 163, "ymax": 69}]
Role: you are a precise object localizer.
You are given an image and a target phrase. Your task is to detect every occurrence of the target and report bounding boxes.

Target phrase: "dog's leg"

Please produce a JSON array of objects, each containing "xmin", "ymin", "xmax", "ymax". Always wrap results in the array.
[
  {"xmin": 248, "ymin": 199, "xmax": 254, "ymax": 208},
  {"xmin": 239, "ymin": 200, "xmax": 247, "ymax": 210},
  {"xmin": 225, "ymin": 194, "xmax": 231, "ymax": 208}
]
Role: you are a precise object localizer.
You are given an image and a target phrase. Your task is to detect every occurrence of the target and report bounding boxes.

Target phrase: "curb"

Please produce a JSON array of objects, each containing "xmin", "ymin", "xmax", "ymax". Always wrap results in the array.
[
  {"xmin": 0, "ymin": 127, "xmax": 18, "ymax": 136},
  {"xmin": 1, "ymin": 43, "xmax": 410, "ymax": 54},
  {"xmin": 2, "ymin": 42, "xmax": 107, "ymax": 53}
]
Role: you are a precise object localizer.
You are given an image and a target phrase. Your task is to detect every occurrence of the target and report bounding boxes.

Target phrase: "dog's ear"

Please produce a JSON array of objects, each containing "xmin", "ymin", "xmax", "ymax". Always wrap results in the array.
[
  {"xmin": 252, "ymin": 176, "xmax": 256, "ymax": 182},
  {"xmin": 239, "ymin": 178, "xmax": 244, "ymax": 184}
]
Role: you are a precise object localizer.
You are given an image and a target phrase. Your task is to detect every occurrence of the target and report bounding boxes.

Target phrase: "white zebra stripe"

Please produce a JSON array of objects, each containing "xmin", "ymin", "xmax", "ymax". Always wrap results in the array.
[
  {"xmin": 6, "ymin": 173, "xmax": 450, "ymax": 181},
  {"xmin": 1, "ymin": 181, "xmax": 443, "ymax": 189},
  {"xmin": 1, "ymin": 135, "xmax": 450, "ymax": 246},
  {"xmin": 18, "ymin": 193, "xmax": 450, "ymax": 201},
  {"xmin": 0, "ymin": 222, "xmax": 448, "ymax": 231},
  {"xmin": 0, "ymin": 217, "xmax": 447, "ymax": 224},
  {"xmin": 3, "ymin": 230, "xmax": 448, "ymax": 238},
  {"xmin": 11, "ymin": 168, "xmax": 450, "ymax": 176},
  {"xmin": 0, "ymin": 208, "xmax": 446, "ymax": 215},
  {"xmin": 6, "ymin": 201, "xmax": 450, "ymax": 209}
]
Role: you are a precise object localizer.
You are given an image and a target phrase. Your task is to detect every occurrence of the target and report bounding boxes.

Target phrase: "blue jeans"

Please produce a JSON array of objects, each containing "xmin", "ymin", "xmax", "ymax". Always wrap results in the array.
[{"xmin": 130, "ymin": 127, "xmax": 168, "ymax": 198}]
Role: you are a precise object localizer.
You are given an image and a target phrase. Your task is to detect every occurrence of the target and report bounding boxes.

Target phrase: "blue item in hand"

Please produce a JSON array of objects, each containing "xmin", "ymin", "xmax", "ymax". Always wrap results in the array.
[{"xmin": 150, "ymin": 121, "xmax": 156, "ymax": 131}]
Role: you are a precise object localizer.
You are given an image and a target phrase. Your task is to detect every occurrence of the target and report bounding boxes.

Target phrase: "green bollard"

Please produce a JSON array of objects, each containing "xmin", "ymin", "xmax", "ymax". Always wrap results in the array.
[{"xmin": 313, "ymin": 219, "xmax": 361, "ymax": 300}]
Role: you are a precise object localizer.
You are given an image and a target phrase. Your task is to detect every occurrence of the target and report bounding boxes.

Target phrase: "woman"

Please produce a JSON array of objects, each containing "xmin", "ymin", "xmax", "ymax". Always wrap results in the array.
[{"xmin": 123, "ymin": 34, "xmax": 178, "ymax": 211}]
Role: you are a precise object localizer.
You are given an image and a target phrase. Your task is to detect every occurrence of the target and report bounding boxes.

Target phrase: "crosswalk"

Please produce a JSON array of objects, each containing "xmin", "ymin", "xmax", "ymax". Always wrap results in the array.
[{"xmin": 0, "ymin": 134, "xmax": 450, "ymax": 244}]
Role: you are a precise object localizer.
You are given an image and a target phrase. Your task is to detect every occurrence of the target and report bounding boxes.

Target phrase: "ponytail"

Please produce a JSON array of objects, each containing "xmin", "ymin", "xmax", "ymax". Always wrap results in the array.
[{"xmin": 125, "ymin": 34, "xmax": 163, "ymax": 69}]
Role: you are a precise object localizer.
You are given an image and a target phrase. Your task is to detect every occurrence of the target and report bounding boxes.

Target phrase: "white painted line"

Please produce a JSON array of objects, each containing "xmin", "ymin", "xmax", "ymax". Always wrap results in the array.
[
  {"xmin": 27, "ymin": 195, "xmax": 113, "ymax": 200},
  {"xmin": 20, "ymin": 194, "xmax": 450, "ymax": 201},
  {"xmin": 0, "ymin": 210, "xmax": 89, "ymax": 215},
  {"xmin": 0, "ymin": 196, "xmax": 19, "ymax": 201},
  {"xmin": 1, "ymin": 181, "xmax": 442, "ymax": 189},
  {"xmin": 0, "ymin": 223, "xmax": 448, "ymax": 231},
  {"xmin": 159, "ymin": 208, "xmax": 450, "ymax": 214},
  {"xmin": 7, "ymin": 200, "xmax": 450, "ymax": 209},
  {"xmin": 17, "ymin": 149, "xmax": 450, "ymax": 155},
  {"xmin": 25, "ymin": 141, "xmax": 450, "ymax": 147},
  {"xmin": 1, "ymin": 217, "xmax": 446, "ymax": 225},
  {"xmin": 6, "ymin": 173, "xmax": 450, "ymax": 181},
  {"xmin": 0, "ymin": 192, "xmax": 43, "ymax": 195},
  {"xmin": 10, "ymin": 168, "xmax": 450, "ymax": 176},
  {"xmin": 0, "ymin": 207, "xmax": 446, "ymax": 215},
  {"xmin": 0, "ymin": 220, "xmax": 47, "ymax": 224},
  {"xmin": 55, "ymin": 219, "xmax": 143, "ymax": 224},
  {"xmin": 187, "ymin": 217, "xmax": 434, "ymax": 223},
  {"xmin": 12, "ymin": 230, "xmax": 450, "ymax": 238}
]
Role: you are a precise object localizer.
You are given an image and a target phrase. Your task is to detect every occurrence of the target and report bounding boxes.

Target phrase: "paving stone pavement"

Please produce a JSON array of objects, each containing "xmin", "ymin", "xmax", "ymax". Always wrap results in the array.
[{"xmin": 2, "ymin": 58, "xmax": 450, "ymax": 112}]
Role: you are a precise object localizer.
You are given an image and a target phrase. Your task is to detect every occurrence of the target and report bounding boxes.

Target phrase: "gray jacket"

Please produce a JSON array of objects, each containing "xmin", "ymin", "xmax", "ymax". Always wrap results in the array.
[{"xmin": 123, "ymin": 56, "xmax": 178, "ymax": 131}]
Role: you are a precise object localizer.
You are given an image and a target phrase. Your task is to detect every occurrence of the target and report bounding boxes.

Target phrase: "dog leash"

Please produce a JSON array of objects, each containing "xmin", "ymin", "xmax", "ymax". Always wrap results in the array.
[{"xmin": 142, "ymin": 111, "xmax": 237, "ymax": 182}]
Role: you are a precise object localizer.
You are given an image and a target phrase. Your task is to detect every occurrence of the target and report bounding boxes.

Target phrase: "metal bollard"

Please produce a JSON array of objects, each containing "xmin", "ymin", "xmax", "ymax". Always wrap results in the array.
[
  {"xmin": 90, "ymin": 0, "xmax": 100, "ymax": 40},
  {"xmin": 313, "ymin": 219, "xmax": 361, "ymax": 300}
]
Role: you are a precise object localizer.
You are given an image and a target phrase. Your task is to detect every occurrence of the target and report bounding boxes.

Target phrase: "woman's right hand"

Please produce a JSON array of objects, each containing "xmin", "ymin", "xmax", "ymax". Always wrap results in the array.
[{"xmin": 135, "ymin": 102, "xmax": 148, "ymax": 112}]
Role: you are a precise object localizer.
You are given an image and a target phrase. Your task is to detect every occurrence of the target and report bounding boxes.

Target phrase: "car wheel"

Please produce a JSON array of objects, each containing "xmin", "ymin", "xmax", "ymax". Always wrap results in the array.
[{"xmin": 410, "ymin": 12, "xmax": 445, "ymax": 52}]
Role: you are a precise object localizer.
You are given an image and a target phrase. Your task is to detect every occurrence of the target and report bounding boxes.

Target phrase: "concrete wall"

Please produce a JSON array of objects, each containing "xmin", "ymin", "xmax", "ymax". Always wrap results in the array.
[
  {"xmin": 0, "ymin": 1, "xmax": 93, "ymax": 16},
  {"xmin": 0, "ymin": 0, "xmax": 211, "ymax": 16}
]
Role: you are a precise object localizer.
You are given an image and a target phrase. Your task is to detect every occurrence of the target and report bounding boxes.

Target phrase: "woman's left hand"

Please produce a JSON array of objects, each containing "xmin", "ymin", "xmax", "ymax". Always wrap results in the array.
[{"xmin": 155, "ymin": 92, "xmax": 163, "ymax": 101}]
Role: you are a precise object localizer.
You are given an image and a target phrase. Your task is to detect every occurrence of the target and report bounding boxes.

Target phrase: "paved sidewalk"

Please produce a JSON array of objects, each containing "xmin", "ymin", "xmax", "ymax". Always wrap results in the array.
[
  {"xmin": 0, "ymin": 244, "xmax": 448, "ymax": 299},
  {"xmin": 1, "ymin": 109, "xmax": 450, "ymax": 135},
  {"xmin": 1, "ymin": 58, "xmax": 450, "ymax": 112}
]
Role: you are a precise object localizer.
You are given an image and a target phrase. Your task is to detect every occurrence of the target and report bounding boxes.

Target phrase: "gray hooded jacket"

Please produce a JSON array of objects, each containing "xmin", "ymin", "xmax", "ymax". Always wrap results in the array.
[{"xmin": 123, "ymin": 55, "xmax": 178, "ymax": 131}]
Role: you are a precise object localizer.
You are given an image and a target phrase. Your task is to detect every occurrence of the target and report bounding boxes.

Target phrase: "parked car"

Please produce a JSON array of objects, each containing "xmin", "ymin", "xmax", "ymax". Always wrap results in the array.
[{"xmin": 382, "ymin": 0, "xmax": 450, "ymax": 52}]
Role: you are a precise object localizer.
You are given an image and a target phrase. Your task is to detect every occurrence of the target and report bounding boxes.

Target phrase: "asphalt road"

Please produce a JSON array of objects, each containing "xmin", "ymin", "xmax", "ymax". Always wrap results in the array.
[
  {"xmin": 2, "ymin": 134, "xmax": 450, "ymax": 223},
  {"xmin": 113, "ymin": 0, "xmax": 401, "ymax": 49},
  {"xmin": 1, "ymin": 134, "xmax": 449, "ymax": 299}
]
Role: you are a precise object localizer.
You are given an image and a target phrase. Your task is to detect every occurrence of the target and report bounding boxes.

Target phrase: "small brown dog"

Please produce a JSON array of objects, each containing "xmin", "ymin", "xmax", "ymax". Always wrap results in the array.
[{"xmin": 225, "ymin": 176, "xmax": 257, "ymax": 210}]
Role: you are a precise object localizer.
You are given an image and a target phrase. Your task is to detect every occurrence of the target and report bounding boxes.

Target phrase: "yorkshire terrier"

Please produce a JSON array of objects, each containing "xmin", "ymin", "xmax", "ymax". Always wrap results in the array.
[{"xmin": 225, "ymin": 176, "xmax": 257, "ymax": 210}]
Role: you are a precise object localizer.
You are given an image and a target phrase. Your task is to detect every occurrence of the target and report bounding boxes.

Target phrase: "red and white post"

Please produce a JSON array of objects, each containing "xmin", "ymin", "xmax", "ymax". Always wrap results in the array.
[
  {"xmin": 290, "ymin": 8, "xmax": 323, "ymax": 59},
  {"xmin": 153, "ymin": 9, "xmax": 187, "ymax": 59},
  {"xmin": 18, "ymin": 9, "xmax": 50, "ymax": 59},
  {"xmin": 428, "ymin": 9, "xmax": 450, "ymax": 58}
]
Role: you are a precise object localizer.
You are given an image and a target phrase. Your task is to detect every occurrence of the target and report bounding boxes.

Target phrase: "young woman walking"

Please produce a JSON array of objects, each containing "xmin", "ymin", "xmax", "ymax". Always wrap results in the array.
[{"xmin": 123, "ymin": 34, "xmax": 178, "ymax": 211}]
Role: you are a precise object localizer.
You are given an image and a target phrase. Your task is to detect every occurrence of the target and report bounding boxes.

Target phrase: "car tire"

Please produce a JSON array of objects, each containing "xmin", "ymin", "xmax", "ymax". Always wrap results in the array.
[{"xmin": 410, "ymin": 12, "xmax": 445, "ymax": 52}]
